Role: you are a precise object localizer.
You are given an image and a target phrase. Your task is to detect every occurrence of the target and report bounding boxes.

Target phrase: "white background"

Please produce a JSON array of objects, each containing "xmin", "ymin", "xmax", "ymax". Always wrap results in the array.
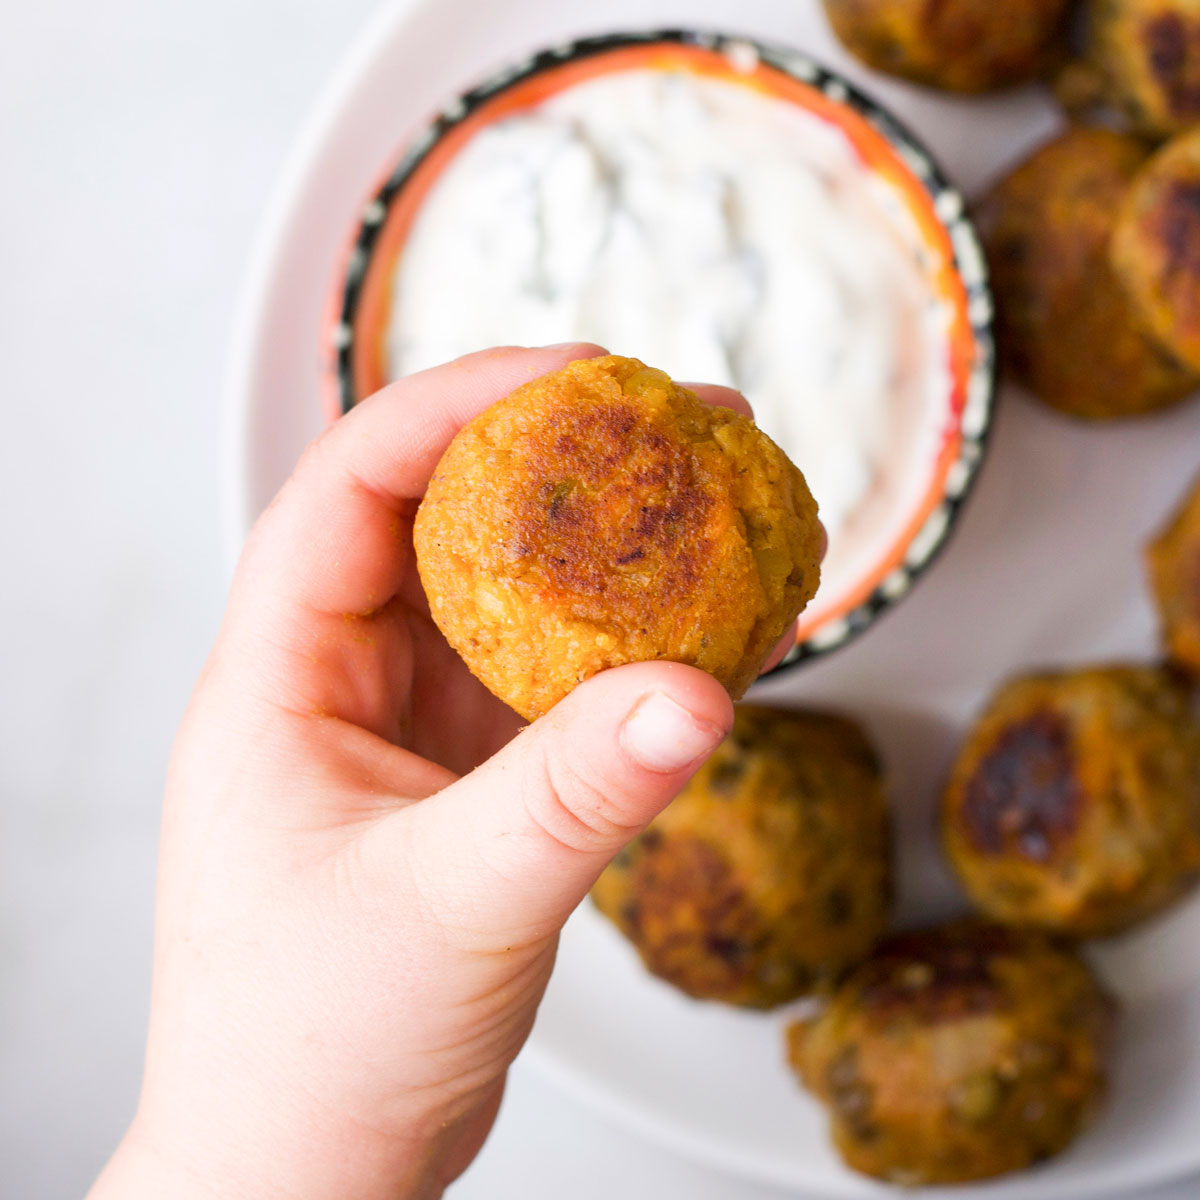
[{"xmin": 0, "ymin": 1, "xmax": 1196, "ymax": 1197}]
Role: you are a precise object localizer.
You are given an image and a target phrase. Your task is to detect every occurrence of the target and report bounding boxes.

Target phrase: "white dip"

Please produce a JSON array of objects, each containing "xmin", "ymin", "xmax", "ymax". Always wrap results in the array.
[{"xmin": 386, "ymin": 66, "xmax": 954, "ymax": 618}]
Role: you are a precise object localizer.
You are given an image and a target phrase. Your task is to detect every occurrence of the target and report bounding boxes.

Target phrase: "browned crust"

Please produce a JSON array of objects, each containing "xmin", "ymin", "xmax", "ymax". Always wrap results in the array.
[
  {"xmin": 822, "ymin": 0, "xmax": 1072, "ymax": 92},
  {"xmin": 959, "ymin": 710, "xmax": 1084, "ymax": 862},
  {"xmin": 414, "ymin": 356, "xmax": 822, "ymax": 720}
]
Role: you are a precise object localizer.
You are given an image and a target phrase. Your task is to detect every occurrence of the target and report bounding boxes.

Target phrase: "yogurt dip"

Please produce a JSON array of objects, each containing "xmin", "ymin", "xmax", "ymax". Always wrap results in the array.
[{"xmin": 353, "ymin": 47, "xmax": 974, "ymax": 640}]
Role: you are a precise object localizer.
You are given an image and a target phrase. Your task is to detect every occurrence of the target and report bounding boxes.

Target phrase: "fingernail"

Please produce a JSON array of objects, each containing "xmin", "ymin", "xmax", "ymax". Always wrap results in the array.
[
  {"xmin": 621, "ymin": 692, "xmax": 725, "ymax": 774},
  {"xmin": 539, "ymin": 341, "xmax": 606, "ymax": 353}
]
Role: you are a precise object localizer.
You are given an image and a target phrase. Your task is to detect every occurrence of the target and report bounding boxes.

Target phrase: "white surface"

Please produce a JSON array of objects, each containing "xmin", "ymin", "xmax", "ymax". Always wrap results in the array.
[
  {"xmin": 0, "ymin": 5, "xmax": 1194, "ymax": 1200},
  {"xmin": 226, "ymin": 0, "xmax": 1200, "ymax": 1198}
]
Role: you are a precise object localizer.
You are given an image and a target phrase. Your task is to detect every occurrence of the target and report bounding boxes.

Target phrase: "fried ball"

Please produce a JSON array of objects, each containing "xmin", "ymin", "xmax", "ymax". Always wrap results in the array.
[
  {"xmin": 1113, "ymin": 127, "xmax": 1200, "ymax": 373},
  {"xmin": 942, "ymin": 665, "xmax": 1200, "ymax": 937},
  {"xmin": 979, "ymin": 127, "xmax": 1198, "ymax": 419},
  {"xmin": 1077, "ymin": 0, "xmax": 1200, "ymax": 138},
  {"xmin": 822, "ymin": 0, "xmax": 1072, "ymax": 93},
  {"xmin": 1148, "ymin": 471, "xmax": 1200, "ymax": 675},
  {"xmin": 413, "ymin": 356, "xmax": 822, "ymax": 721},
  {"xmin": 591, "ymin": 705, "xmax": 892, "ymax": 1009},
  {"xmin": 787, "ymin": 920, "xmax": 1116, "ymax": 1186}
]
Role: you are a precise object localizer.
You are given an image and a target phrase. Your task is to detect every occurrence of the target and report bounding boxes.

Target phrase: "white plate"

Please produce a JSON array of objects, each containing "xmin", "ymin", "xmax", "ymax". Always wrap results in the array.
[{"xmin": 221, "ymin": 0, "xmax": 1200, "ymax": 1195}]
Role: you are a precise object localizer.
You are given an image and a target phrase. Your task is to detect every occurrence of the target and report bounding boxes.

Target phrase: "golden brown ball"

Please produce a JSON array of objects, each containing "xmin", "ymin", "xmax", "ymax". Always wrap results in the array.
[
  {"xmin": 1075, "ymin": 0, "xmax": 1200, "ymax": 138},
  {"xmin": 822, "ymin": 0, "xmax": 1072, "ymax": 93},
  {"xmin": 942, "ymin": 665, "xmax": 1200, "ymax": 937},
  {"xmin": 413, "ymin": 355, "xmax": 821, "ymax": 721},
  {"xmin": 979, "ymin": 127, "xmax": 1198, "ymax": 419},
  {"xmin": 1148, "ymin": 471, "xmax": 1200, "ymax": 675},
  {"xmin": 787, "ymin": 920, "xmax": 1116, "ymax": 1186},
  {"xmin": 591, "ymin": 705, "xmax": 892, "ymax": 1009},
  {"xmin": 1112, "ymin": 126, "xmax": 1200, "ymax": 374}
]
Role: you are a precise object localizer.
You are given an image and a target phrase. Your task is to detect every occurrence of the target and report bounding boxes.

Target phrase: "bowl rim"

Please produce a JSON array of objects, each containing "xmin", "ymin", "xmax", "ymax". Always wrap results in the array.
[{"xmin": 325, "ymin": 27, "xmax": 998, "ymax": 676}]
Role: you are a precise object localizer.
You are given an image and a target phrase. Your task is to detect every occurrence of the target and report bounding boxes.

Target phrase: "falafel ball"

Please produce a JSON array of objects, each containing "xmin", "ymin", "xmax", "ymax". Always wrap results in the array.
[
  {"xmin": 591, "ymin": 705, "xmax": 892, "ymax": 1009},
  {"xmin": 1077, "ymin": 0, "xmax": 1200, "ymax": 138},
  {"xmin": 979, "ymin": 127, "xmax": 1198, "ymax": 419},
  {"xmin": 1148, "ymin": 470, "xmax": 1200, "ymax": 675},
  {"xmin": 942, "ymin": 665, "xmax": 1200, "ymax": 937},
  {"xmin": 1112, "ymin": 126, "xmax": 1200, "ymax": 374},
  {"xmin": 786, "ymin": 920, "xmax": 1116, "ymax": 1186},
  {"xmin": 822, "ymin": 0, "xmax": 1072, "ymax": 93},
  {"xmin": 413, "ymin": 356, "xmax": 822, "ymax": 721}
]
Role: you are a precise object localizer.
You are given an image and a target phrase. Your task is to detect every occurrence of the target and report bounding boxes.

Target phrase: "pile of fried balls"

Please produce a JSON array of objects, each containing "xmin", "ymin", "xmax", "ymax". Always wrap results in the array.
[{"xmin": 413, "ymin": 2, "xmax": 1200, "ymax": 1185}]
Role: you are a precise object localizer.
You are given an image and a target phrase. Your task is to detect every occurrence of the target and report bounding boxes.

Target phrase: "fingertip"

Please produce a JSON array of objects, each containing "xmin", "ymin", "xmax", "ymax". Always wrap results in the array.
[
  {"xmin": 621, "ymin": 690, "xmax": 728, "ymax": 774},
  {"xmin": 684, "ymin": 383, "xmax": 754, "ymax": 420},
  {"xmin": 401, "ymin": 660, "xmax": 733, "ymax": 938},
  {"xmin": 537, "ymin": 341, "xmax": 609, "ymax": 359},
  {"xmin": 551, "ymin": 660, "xmax": 733, "ymax": 775},
  {"xmin": 558, "ymin": 660, "xmax": 733, "ymax": 730}
]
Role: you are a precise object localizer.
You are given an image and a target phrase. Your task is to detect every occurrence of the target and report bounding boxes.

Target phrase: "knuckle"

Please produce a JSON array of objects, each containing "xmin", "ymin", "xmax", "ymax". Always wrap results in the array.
[{"xmin": 525, "ymin": 746, "xmax": 641, "ymax": 856}]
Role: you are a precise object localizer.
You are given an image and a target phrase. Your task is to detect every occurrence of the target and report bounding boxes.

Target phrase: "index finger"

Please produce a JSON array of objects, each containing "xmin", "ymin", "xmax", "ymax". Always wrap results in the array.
[{"xmin": 234, "ymin": 343, "xmax": 607, "ymax": 624}]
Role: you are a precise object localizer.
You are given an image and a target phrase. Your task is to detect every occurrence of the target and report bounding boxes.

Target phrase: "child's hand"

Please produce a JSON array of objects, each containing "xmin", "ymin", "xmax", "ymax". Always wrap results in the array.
[{"xmin": 90, "ymin": 345, "xmax": 774, "ymax": 1200}]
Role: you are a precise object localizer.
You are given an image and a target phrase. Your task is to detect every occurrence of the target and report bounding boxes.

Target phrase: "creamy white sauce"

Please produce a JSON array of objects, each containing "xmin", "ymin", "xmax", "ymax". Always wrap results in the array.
[{"xmin": 386, "ymin": 67, "xmax": 954, "ymax": 618}]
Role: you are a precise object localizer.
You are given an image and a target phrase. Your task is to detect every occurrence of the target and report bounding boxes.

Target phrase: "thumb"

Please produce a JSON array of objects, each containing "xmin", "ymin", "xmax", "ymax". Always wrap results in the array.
[{"xmin": 391, "ymin": 661, "xmax": 732, "ymax": 953}]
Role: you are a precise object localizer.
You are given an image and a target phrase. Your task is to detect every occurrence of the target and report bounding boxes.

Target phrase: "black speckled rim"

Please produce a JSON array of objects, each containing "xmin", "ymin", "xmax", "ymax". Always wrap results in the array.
[{"xmin": 331, "ymin": 28, "xmax": 997, "ymax": 677}]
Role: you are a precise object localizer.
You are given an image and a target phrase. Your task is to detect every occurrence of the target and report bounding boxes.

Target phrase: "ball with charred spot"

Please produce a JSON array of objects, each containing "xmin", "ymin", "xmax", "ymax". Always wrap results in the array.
[
  {"xmin": 787, "ymin": 920, "xmax": 1116, "ymax": 1186},
  {"xmin": 591, "ymin": 705, "xmax": 892, "ymax": 1009},
  {"xmin": 1147, "ymin": 470, "xmax": 1200, "ymax": 677},
  {"xmin": 1077, "ymin": 0, "xmax": 1200, "ymax": 138},
  {"xmin": 413, "ymin": 356, "xmax": 822, "ymax": 721},
  {"xmin": 979, "ymin": 127, "xmax": 1197, "ymax": 420},
  {"xmin": 1112, "ymin": 126, "xmax": 1200, "ymax": 375},
  {"xmin": 942, "ymin": 665, "xmax": 1200, "ymax": 937}
]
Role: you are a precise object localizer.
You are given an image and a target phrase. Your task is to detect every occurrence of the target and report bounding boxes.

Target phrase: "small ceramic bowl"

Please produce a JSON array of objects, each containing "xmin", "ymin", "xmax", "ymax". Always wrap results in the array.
[{"xmin": 325, "ymin": 29, "xmax": 996, "ymax": 675}]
